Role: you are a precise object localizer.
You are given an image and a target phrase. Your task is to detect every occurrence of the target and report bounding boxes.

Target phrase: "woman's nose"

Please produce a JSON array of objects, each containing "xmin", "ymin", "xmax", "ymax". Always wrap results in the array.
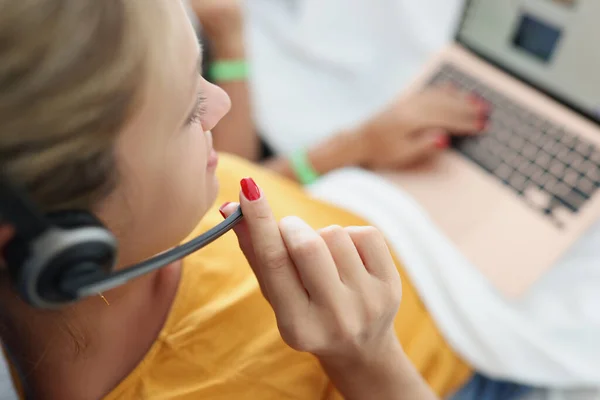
[{"xmin": 201, "ymin": 80, "xmax": 232, "ymax": 132}]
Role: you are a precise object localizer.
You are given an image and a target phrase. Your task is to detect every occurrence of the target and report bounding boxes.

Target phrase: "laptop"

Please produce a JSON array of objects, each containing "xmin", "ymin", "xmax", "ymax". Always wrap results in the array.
[{"xmin": 381, "ymin": 0, "xmax": 600, "ymax": 297}]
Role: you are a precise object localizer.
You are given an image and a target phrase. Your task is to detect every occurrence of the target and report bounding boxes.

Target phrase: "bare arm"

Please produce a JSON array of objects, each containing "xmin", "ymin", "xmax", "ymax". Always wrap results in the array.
[
  {"xmin": 205, "ymin": 34, "xmax": 364, "ymax": 178},
  {"xmin": 320, "ymin": 335, "xmax": 438, "ymax": 400},
  {"xmin": 207, "ymin": 37, "xmax": 260, "ymax": 161},
  {"xmin": 194, "ymin": 2, "xmax": 485, "ymax": 182}
]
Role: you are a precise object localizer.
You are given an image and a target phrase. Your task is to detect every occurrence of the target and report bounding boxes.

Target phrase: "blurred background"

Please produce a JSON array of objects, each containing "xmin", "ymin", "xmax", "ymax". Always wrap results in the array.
[{"xmin": 1, "ymin": 0, "xmax": 599, "ymax": 399}]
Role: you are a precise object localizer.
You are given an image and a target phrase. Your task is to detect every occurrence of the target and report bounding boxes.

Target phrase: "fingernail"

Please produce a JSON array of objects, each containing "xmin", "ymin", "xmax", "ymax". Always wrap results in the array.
[
  {"xmin": 469, "ymin": 94, "xmax": 490, "ymax": 112},
  {"xmin": 240, "ymin": 177, "xmax": 261, "ymax": 201},
  {"xmin": 434, "ymin": 135, "xmax": 449, "ymax": 149},
  {"xmin": 219, "ymin": 202, "xmax": 231, "ymax": 219}
]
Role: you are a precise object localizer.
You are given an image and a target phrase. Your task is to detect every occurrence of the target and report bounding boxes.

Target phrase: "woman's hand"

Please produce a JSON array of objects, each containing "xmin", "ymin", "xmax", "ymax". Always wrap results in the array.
[
  {"xmin": 355, "ymin": 86, "xmax": 490, "ymax": 169},
  {"xmin": 220, "ymin": 178, "xmax": 437, "ymax": 399}
]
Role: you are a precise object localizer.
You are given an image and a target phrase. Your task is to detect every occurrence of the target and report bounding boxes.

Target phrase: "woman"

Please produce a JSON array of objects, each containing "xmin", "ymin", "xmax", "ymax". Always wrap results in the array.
[{"xmin": 0, "ymin": 1, "xmax": 481, "ymax": 399}]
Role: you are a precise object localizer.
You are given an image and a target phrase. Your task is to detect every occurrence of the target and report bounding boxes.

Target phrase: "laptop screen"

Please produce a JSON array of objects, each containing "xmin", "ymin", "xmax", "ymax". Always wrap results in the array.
[{"xmin": 457, "ymin": 0, "xmax": 600, "ymax": 124}]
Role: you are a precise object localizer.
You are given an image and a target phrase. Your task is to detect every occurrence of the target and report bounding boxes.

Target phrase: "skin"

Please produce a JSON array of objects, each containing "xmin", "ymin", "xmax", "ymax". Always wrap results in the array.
[
  {"xmin": 1, "ymin": 2, "xmax": 231, "ymax": 398},
  {"xmin": 191, "ymin": 0, "xmax": 489, "ymax": 177},
  {"xmin": 1, "ymin": 1, "xmax": 438, "ymax": 398}
]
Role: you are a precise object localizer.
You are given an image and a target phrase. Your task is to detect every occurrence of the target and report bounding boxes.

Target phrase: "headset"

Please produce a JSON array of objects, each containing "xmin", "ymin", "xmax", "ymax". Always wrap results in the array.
[{"xmin": 0, "ymin": 177, "xmax": 243, "ymax": 309}]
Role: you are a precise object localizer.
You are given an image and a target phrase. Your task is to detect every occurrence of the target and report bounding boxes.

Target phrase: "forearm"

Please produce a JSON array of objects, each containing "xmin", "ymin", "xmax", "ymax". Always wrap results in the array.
[
  {"xmin": 206, "ymin": 36, "xmax": 261, "ymax": 161},
  {"xmin": 263, "ymin": 128, "xmax": 366, "ymax": 182},
  {"xmin": 211, "ymin": 79, "xmax": 259, "ymax": 161},
  {"xmin": 320, "ymin": 338, "xmax": 438, "ymax": 400}
]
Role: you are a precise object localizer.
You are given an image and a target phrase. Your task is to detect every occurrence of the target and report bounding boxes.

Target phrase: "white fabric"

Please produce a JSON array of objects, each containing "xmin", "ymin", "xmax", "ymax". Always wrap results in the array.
[
  {"xmin": 246, "ymin": 0, "xmax": 464, "ymax": 155},
  {"xmin": 246, "ymin": 0, "xmax": 600, "ymax": 391},
  {"xmin": 307, "ymin": 168, "xmax": 600, "ymax": 391}
]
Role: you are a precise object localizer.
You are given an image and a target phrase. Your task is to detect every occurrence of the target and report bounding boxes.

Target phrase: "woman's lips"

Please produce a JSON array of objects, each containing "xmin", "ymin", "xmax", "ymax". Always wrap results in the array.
[{"xmin": 205, "ymin": 131, "xmax": 218, "ymax": 170}]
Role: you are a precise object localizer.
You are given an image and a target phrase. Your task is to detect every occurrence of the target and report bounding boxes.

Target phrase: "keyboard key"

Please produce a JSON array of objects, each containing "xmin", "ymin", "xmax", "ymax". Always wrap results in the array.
[
  {"xmin": 586, "ymin": 165, "xmax": 600, "ymax": 183},
  {"xmin": 534, "ymin": 172, "xmax": 551, "ymax": 188},
  {"xmin": 552, "ymin": 142, "xmax": 569, "ymax": 157},
  {"xmin": 556, "ymin": 147, "xmax": 572, "ymax": 164},
  {"xmin": 553, "ymin": 181, "xmax": 571, "ymax": 198},
  {"xmin": 544, "ymin": 176, "xmax": 558, "ymax": 193},
  {"xmin": 590, "ymin": 150, "xmax": 600, "ymax": 164},
  {"xmin": 549, "ymin": 161, "xmax": 566, "ymax": 178},
  {"xmin": 530, "ymin": 165, "xmax": 544, "ymax": 182},
  {"xmin": 580, "ymin": 160, "xmax": 596, "ymax": 178},
  {"xmin": 522, "ymin": 144, "xmax": 537, "ymax": 159},
  {"xmin": 466, "ymin": 149, "xmax": 503, "ymax": 174},
  {"xmin": 503, "ymin": 151, "xmax": 518, "ymax": 164},
  {"xmin": 561, "ymin": 133, "xmax": 576, "ymax": 146},
  {"xmin": 510, "ymin": 173, "xmax": 528, "ymax": 192},
  {"xmin": 514, "ymin": 154, "xmax": 528, "ymax": 169},
  {"xmin": 489, "ymin": 141, "xmax": 505, "ymax": 157},
  {"xmin": 571, "ymin": 154, "xmax": 584, "ymax": 170},
  {"xmin": 547, "ymin": 127, "xmax": 565, "ymax": 141},
  {"xmin": 496, "ymin": 129, "xmax": 511, "ymax": 143},
  {"xmin": 536, "ymin": 152, "xmax": 552, "ymax": 169},
  {"xmin": 530, "ymin": 130, "xmax": 545, "ymax": 146},
  {"xmin": 563, "ymin": 170, "xmax": 580, "ymax": 187},
  {"xmin": 524, "ymin": 186, "xmax": 551, "ymax": 209},
  {"xmin": 576, "ymin": 176, "xmax": 596, "ymax": 197},
  {"xmin": 496, "ymin": 164, "xmax": 513, "ymax": 181},
  {"xmin": 576, "ymin": 141, "xmax": 593, "ymax": 158},
  {"xmin": 509, "ymin": 136, "xmax": 525, "ymax": 151},
  {"xmin": 542, "ymin": 140, "xmax": 555, "ymax": 154},
  {"xmin": 556, "ymin": 189, "xmax": 587, "ymax": 212}
]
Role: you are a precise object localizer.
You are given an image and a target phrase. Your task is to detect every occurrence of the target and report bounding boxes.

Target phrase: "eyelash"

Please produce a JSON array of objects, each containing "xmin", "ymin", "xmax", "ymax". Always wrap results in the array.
[{"xmin": 185, "ymin": 92, "xmax": 207, "ymax": 126}]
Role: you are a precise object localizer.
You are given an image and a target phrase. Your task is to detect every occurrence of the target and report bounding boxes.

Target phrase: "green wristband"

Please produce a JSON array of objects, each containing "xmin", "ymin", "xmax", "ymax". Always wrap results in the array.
[
  {"xmin": 208, "ymin": 60, "xmax": 249, "ymax": 82},
  {"xmin": 290, "ymin": 149, "xmax": 320, "ymax": 185}
]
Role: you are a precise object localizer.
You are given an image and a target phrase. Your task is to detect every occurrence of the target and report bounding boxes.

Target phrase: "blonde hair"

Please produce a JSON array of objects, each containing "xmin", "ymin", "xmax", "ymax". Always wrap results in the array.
[{"xmin": 0, "ymin": 0, "xmax": 147, "ymax": 212}]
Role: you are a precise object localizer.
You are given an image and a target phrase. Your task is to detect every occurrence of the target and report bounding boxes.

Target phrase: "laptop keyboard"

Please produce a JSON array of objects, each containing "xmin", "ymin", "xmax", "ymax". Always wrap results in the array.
[{"xmin": 428, "ymin": 64, "xmax": 600, "ymax": 227}]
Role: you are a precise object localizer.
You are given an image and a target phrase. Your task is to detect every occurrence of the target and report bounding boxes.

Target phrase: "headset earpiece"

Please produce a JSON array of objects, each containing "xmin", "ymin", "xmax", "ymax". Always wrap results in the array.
[
  {"xmin": 4, "ymin": 210, "xmax": 117, "ymax": 309},
  {"xmin": 1, "ymin": 176, "xmax": 244, "ymax": 309},
  {"xmin": 46, "ymin": 210, "xmax": 105, "ymax": 230}
]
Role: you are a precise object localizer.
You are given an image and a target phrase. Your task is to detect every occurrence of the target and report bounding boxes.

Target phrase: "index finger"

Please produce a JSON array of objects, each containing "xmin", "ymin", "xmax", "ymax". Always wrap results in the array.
[{"xmin": 238, "ymin": 178, "xmax": 308, "ymax": 316}]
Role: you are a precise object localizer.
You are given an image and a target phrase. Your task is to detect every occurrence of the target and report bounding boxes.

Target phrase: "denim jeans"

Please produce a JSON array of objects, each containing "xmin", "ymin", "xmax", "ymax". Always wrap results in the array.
[{"xmin": 450, "ymin": 373, "xmax": 533, "ymax": 400}]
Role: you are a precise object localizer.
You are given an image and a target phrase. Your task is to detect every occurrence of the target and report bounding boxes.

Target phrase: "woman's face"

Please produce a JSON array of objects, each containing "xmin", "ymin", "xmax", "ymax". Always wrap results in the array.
[{"xmin": 98, "ymin": 0, "xmax": 231, "ymax": 266}]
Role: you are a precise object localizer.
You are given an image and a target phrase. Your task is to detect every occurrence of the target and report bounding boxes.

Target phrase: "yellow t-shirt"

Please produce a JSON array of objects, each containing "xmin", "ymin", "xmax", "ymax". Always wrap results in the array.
[{"xmin": 98, "ymin": 155, "xmax": 472, "ymax": 398}]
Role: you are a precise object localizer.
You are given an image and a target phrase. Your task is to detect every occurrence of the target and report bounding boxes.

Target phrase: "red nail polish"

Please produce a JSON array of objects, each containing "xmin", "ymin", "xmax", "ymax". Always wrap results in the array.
[
  {"xmin": 469, "ymin": 94, "xmax": 490, "ymax": 112},
  {"xmin": 219, "ymin": 202, "xmax": 231, "ymax": 218},
  {"xmin": 240, "ymin": 178, "xmax": 260, "ymax": 201},
  {"xmin": 434, "ymin": 135, "xmax": 449, "ymax": 149}
]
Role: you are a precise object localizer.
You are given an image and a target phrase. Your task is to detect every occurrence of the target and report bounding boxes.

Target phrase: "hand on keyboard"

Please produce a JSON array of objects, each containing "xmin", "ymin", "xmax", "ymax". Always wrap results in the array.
[
  {"xmin": 355, "ymin": 86, "xmax": 490, "ymax": 169},
  {"xmin": 432, "ymin": 64, "xmax": 600, "ymax": 227}
]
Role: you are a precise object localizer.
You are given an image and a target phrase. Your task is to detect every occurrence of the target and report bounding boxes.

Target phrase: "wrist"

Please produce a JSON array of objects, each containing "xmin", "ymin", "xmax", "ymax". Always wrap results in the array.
[
  {"xmin": 334, "ymin": 128, "xmax": 369, "ymax": 168},
  {"xmin": 319, "ymin": 331, "xmax": 403, "ymax": 374},
  {"xmin": 318, "ymin": 334, "xmax": 418, "ymax": 400},
  {"xmin": 346, "ymin": 123, "xmax": 372, "ymax": 168}
]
